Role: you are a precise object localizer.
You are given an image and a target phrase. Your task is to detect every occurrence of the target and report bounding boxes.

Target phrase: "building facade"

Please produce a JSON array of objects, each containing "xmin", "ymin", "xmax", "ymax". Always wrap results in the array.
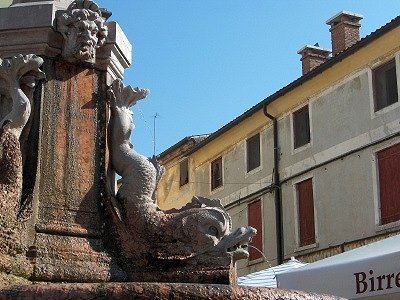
[{"xmin": 157, "ymin": 12, "xmax": 400, "ymax": 277}]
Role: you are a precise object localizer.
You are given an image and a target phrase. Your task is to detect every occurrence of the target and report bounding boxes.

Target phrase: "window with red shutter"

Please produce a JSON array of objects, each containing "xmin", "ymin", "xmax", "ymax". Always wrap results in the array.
[
  {"xmin": 377, "ymin": 143, "xmax": 400, "ymax": 225},
  {"xmin": 248, "ymin": 200, "xmax": 263, "ymax": 260},
  {"xmin": 297, "ymin": 178, "xmax": 316, "ymax": 247}
]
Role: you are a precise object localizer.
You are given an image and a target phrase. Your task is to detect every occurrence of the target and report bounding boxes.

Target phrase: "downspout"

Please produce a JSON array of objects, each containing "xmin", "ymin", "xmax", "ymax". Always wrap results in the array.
[{"xmin": 263, "ymin": 104, "xmax": 284, "ymax": 265}]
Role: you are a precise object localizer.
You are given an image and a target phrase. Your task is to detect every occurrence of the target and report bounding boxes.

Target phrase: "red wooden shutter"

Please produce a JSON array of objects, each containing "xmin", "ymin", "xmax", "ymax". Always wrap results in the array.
[
  {"xmin": 297, "ymin": 178, "xmax": 315, "ymax": 246},
  {"xmin": 377, "ymin": 143, "xmax": 400, "ymax": 225},
  {"xmin": 248, "ymin": 200, "xmax": 263, "ymax": 260}
]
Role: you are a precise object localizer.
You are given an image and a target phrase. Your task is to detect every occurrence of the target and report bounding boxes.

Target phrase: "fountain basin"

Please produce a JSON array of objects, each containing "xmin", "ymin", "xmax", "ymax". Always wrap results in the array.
[{"xmin": 0, "ymin": 282, "xmax": 345, "ymax": 300}]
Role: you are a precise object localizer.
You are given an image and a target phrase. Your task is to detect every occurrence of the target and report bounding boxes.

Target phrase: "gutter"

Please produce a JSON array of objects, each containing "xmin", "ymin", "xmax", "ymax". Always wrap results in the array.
[{"xmin": 263, "ymin": 104, "xmax": 284, "ymax": 265}]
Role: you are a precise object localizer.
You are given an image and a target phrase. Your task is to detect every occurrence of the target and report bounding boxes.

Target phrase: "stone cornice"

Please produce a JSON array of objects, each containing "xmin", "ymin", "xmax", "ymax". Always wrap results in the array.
[{"xmin": 0, "ymin": 1, "xmax": 132, "ymax": 79}]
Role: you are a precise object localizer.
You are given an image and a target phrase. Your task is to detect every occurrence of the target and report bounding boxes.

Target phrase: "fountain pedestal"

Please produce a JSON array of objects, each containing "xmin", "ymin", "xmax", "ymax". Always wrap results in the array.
[{"xmin": 0, "ymin": 1, "xmax": 344, "ymax": 299}]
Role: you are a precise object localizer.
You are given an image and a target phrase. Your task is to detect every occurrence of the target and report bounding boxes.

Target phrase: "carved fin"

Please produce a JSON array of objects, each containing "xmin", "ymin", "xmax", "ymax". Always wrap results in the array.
[{"xmin": 108, "ymin": 79, "xmax": 149, "ymax": 109}]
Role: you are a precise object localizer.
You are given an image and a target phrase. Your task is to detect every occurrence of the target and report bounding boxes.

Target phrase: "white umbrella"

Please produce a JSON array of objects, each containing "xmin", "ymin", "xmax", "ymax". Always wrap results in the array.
[
  {"xmin": 277, "ymin": 235, "xmax": 400, "ymax": 299},
  {"xmin": 238, "ymin": 257, "xmax": 307, "ymax": 288}
]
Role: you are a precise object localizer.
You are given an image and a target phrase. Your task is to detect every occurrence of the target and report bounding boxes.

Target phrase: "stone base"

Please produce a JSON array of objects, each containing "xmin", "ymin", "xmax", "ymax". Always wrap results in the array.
[
  {"xmin": 0, "ymin": 254, "xmax": 33, "ymax": 283},
  {"xmin": 127, "ymin": 266, "xmax": 235, "ymax": 285},
  {"xmin": 0, "ymin": 282, "xmax": 345, "ymax": 300},
  {"xmin": 31, "ymin": 234, "xmax": 126, "ymax": 282},
  {"xmin": 0, "ymin": 272, "xmax": 30, "ymax": 289}
]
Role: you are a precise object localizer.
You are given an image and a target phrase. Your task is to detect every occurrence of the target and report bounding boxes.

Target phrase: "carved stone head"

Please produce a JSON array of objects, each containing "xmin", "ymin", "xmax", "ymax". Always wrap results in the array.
[{"xmin": 56, "ymin": 0, "xmax": 109, "ymax": 63}]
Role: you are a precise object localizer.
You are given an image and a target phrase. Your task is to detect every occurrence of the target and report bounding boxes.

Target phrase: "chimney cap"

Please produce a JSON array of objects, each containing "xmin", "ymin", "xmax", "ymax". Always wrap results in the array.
[
  {"xmin": 326, "ymin": 11, "xmax": 363, "ymax": 26},
  {"xmin": 297, "ymin": 44, "xmax": 331, "ymax": 55}
]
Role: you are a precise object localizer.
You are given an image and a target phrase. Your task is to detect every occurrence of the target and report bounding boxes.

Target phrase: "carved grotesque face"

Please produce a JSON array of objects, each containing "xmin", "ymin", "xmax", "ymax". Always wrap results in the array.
[
  {"xmin": 64, "ymin": 19, "xmax": 99, "ymax": 62},
  {"xmin": 180, "ymin": 208, "xmax": 231, "ymax": 254},
  {"xmin": 57, "ymin": 3, "xmax": 108, "ymax": 64}
]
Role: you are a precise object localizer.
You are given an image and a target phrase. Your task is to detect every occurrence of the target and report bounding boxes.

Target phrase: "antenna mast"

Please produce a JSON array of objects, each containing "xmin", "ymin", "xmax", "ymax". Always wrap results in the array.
[{"xmin": 153, "ymin": 113, "xmax": 159, "ymax": 156}]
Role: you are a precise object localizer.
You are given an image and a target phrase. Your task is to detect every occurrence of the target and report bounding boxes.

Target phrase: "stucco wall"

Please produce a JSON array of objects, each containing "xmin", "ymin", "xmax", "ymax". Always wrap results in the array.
[
  {"xmin": 193, "ymin": 123, "xmax": 274, "ymax": 204},
  {"xmin": 156, "ymin": 24, "xmax": 400, "ymax": 277},
  {"xmin": 279, "ymin": 61, "xmax": 400, "ymax": 258}
]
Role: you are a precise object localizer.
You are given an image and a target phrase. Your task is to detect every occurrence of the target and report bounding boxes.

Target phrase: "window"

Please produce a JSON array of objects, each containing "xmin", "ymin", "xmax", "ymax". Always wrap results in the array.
[
  {"xmin": 377, "ymin": 143, "xmax": 400, "ymax": 225},
  {"xmin": 248, "ymin": 200, "xmax": 263, "ymax": 261},
  {"xmin": 297, "ymin": 178, "xmax": 315, "ymax": 247},
  {"xmin": 211, "ymin": 157, "xmax": 223, "ymax": 190},
  {"xmin": 293, "ymin": 105, "xmax": 310, "ymax": 149},
  {"xmin": 373, "ymin": 59, "xmax": 398, "ymax": 111},
  {"xmin": 179, "ymin": 159, "xmax": 189, "ymax": 186},
  {"xmin": 247, "ymin": 133, "xmax": 261, "ymax": 172}
]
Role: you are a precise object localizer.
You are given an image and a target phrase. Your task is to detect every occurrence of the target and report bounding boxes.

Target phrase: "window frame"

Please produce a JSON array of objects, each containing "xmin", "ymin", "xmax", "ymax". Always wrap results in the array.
[
  {"xmin": 292, "ymin": 104, "xmax": 311, "ymax": 150},
  {"xmin": 293, "ymin": 176, "xmax": 318, "ymax": 251},
  {"xmin": 246, "ymin": 132, "xmax": 261, "ymax": 173},
  {"xmin": 372, "ymin": 58, "xmax": 399, "ymax": 112},
  {"xmin": 375, "ymin": 142, "xmax": 400, "ymax": 227},
  {"xmin": 210, "ymin": 156, "xmax": 223, "ymax": 191},
  {"xmin": 179, "ymin": 158, "xmax": 189, "ymax": 187},
  {"xmin": 247, "ymin": 199, "xmax": 263, "ymax": 262}
]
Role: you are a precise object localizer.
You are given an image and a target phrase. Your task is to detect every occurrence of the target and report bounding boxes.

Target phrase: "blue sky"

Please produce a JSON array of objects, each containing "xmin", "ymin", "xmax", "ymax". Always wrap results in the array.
[{"xmin": 96, "ymin": 1, "xmax": 399, "ymax": 157}]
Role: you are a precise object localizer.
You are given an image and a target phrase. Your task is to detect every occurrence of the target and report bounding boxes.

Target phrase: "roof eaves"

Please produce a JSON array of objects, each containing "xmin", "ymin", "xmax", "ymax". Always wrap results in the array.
[
  {"xmin": 157, "ymin": 134, "xmax": 210, "ymax": 159},
  {"xmin": 186, "ymin": 15, "xmax": 400, "ymax": 156}
]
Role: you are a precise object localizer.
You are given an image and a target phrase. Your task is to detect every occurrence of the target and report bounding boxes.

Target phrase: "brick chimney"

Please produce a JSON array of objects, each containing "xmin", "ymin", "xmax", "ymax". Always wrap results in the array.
[
  {"xmin": 326, "ymin": 11, "xmax": 363, "ymax": 56},
  {"xmin": 298, "ymin": 44, "xmax": 331, "ymax": 75}
]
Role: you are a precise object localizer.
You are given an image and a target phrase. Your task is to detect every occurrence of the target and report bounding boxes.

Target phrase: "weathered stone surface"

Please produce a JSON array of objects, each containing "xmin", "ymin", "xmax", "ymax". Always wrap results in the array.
[
  {"xmin": 32, "ymin": 234, "xmax": 125, "ymax": 282},
  {"xmin": 0, "ymin": 54, "xmax": 45, "ymax": 281},
  {"xmin": 0, "ymin": 130, "xmax": 21, "ymax": 218},
  {"xmin": 0, "ymin": 127, "xmax": 33, "ymax": 277},
  {"xmin": 0, "ymin": 272, "xmax": 30, "ymax": 289},
  {"xmin": 97, "ymin": 22, "xmax": 132, "ymax": 81},
  {"xmin": 0, "ymin": 4, "xmax": 63, "ymax": 58},
  {"xmin": 0, "ymin": 282, "xmax": 346, "ymax": 300},
  {"xmin": 31, "ymin": 59, "xmax": 113, "ymax": 282},
  {"xmin": 36, "ymin": 59, "xmax": 106, "ymax": 237},
  {"xmin": 125, "ymin": 265, "xmax": 235, "ymax": 285}
]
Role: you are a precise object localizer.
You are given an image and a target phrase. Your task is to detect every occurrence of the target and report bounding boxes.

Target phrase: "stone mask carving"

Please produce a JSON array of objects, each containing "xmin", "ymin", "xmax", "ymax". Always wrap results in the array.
[{"xmin": 56, "ymin": 0, "xmax": 109, "ymax": 63}]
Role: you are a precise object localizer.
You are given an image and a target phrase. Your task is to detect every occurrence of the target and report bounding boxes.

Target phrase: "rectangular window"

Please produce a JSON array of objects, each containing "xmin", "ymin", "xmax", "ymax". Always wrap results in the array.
[
  {"xmin": 377, "ymin": 143, "xmax": 400, "ymax": 225},
  {"xmin": 293, "ymin": 105, "xmax": 310, "ymax": 149},
  {"xmin": 211, "ymin": 157, "xmax": 223, "ymax": 190},
  {"xmin": 297, "ymin": 178, "xmax": 315, "ymax": 247},
  {"xmin": 247, "ymin": 133, "xmax": 261, "ymax": 172},
  {"xmin": 179, "ymin": 159, "xmax": 189, "ymax": 186},
  {"xmin": 248, "ymin": 200, "xmax": 263, "ymax": 261},
  {"xmin": 373, "ymin": 59, "xmax": 398, "ymax": 111}
]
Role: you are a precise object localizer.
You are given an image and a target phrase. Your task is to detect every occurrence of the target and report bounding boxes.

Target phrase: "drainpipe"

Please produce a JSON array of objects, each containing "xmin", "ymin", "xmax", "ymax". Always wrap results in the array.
[{"xmin": 263, "ymin": 104, "xmax": 284, "ymax": 265}]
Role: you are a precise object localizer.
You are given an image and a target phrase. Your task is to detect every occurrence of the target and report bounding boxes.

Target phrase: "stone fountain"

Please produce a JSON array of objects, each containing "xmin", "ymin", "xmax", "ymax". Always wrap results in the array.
[{"xmin": 0, "ymin": 1, "xmax": 344, "ymax": 299}]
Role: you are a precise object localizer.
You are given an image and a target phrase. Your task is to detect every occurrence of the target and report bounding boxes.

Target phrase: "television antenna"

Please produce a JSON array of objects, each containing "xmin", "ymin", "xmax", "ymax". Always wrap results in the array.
[{"xmin": 153, "ymin": 113, "xmax": 159, "ymax": 156}]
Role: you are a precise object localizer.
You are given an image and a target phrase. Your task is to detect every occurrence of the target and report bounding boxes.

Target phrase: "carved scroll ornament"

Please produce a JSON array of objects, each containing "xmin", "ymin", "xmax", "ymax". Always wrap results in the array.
[
  {"xmin": 106, "ymin": 79, "xmax": 256, "ymax": 274},
  {"xmin": 0, "ymin": 54, "xmax": 45, "ymax": 140},
  {"xmin": 0, "ymin": 54, "xmax": 44, "ymax": 257}
]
